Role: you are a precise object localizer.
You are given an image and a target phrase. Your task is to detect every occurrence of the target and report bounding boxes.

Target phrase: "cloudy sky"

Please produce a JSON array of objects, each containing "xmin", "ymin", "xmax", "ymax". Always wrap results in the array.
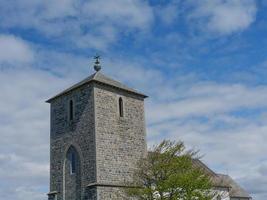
[{"xmin": 0, "ymin": 0, "xmax": 266, "ymax": 199}]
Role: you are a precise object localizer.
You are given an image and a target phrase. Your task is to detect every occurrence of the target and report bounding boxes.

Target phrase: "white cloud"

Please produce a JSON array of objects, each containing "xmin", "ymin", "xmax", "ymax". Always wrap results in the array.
[
  {"xmin": 240, "ymin": 162, "xmax": 267, "ymax": 199},
  {"xmin": 0, "ymin": 67, "xmax": 75, "ymax": 199},
  {"xmin": 41, "ymin": 0, "xmax": 78, "ymax": 19},
  {"xmin": 0, "ymin": 186, "xmax": 45, "ymax": 200},
  {"xmin": 154, "ymin": 1, "xmax": 179, "ymax": 25},
  {"xmin": 75, "ymin": 25, "xmax": 117, "ymax": 50},
  {"xmin": 147, "ymin": 83, "xmax": 267, "ymax": 124},
  {"xmin": 14, "ymin": 186, "xmax": 45, "ymax": 200},
  {"xmin": 0, "ymin": 35, "xmax": 34, "ymax": 64},
  {"xmin": 188, "ymin": 0, "xmax": 257, "ymax": 35},
  {"xmin": 82, "ymin": 0, "xmax": 153, "ymax": 30},
  {"xmin": 0, "ymin": 0, "xmax": 154, "ymax": 50}
]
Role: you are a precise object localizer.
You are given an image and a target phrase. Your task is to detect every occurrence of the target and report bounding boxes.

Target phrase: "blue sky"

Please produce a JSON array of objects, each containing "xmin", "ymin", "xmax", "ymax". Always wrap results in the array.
[{"xmin": 0, "ymin": 0, "xmax": 267, "ymax": 199}]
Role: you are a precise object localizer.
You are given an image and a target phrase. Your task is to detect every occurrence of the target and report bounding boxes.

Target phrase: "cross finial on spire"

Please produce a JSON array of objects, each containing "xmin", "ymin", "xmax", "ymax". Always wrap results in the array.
[{"xmin": 94, "ymin": 54, "xmax": 101, "ymax": 72}]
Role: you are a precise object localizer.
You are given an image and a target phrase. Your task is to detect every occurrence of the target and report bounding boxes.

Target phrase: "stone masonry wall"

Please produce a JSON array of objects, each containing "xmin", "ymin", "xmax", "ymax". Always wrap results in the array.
[
  {"xmin": 49, "ymin": 80, "xmax": 147, "ymax": 200},
  {"xmin": 97, "ymin": 186, "xmax": 136, "ymax": 200},
  {"xmin": 94, "ymin": 83, "xmax": 147, "ymax": 189},
  {"xmin": 50, "ymin": 84, "xmax": 96, "ymax": 200},
  {"xmin": 64, "ymin": 147, "xmax": 81, "ymax": 200}
]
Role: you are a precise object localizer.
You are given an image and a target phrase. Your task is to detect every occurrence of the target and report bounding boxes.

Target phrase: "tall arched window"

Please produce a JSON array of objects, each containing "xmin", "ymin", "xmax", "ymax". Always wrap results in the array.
[
  {"xmin": 64, "ymin": 146, "xmax": 81, "ymax": 199},
  {"xmin": 69, "ymin": 100, "xmax": 73, "ymax": 121},
  {"xmin": 119, "ymin": 97, "xmax": 123, "ymax": 117}
]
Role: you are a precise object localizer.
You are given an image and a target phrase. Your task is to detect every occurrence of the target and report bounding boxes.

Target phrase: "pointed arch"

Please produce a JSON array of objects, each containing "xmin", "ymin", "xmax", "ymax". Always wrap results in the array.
[
  {"xmin": 63, "ymin": 145, "xmax": 82, "ymax": 200},
  {"xmin": 67, "ymin": 146, "xmax": 77, "ymax": 174}
]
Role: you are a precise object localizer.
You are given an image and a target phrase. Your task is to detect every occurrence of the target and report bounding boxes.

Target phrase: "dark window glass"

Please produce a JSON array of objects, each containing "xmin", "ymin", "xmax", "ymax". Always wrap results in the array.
[
  {"xmin": 69, "ymin": 100, "xmax": 73, "ymax": 120},
  {"xmin": 71, "ymin": 151, "xmax": 76, "ymax": 174},
  {"xmin": 119, "ymin": 97, "xmax": 123, "ymax": 117}
]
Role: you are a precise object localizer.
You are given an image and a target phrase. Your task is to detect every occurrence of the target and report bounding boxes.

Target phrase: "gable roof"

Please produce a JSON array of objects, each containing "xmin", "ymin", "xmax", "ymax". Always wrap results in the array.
[
  {"xmin": 193, "ymin": 159, "xmax": 251, "ymax": 199},
  {"xmin": 46, "ymin": 72, "xmax": 147, "ymax": 103}
]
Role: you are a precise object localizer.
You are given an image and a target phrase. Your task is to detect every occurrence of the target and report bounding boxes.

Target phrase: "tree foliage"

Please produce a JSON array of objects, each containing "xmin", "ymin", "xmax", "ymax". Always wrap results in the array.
[{"xmin": 126, "ymin": 140, "xmax": 214, "ymax": 200}]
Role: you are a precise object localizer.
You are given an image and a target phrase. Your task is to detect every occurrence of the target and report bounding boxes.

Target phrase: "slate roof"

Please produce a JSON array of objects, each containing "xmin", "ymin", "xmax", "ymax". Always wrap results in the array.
[
  {"xmin": 46, "ymin": 72, "xmax": 147, "ymax": 102},
  {"xmin": 193, "ymin": 159, "xmax": 217, "ymax": 177},
  {"xmin": 193, "ymin": 159, "xmax": 251, "ymax": 199},
  {"xmin": 193, "ymin": 159, "xmax": 229, "ymax": 188},
  {"xmin": 217, "ymin": 174, "xmax": 252, "ymax": 199}
]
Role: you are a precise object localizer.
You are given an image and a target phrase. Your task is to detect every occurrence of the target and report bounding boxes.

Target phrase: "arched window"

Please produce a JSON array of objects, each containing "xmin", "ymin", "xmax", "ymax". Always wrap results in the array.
[
  {"xmin": 67, "ymin": 146, "xmax": 78, "ymax": 174},
  {"xmin": 69, "ymin": 100, "xmax": 73, "ymax": 121},
  {"xmin": 64, "ymin": 146, "xmax": 81, "ymax": 199},
  {"xmin": 119, "ymin": 97, "xmax": 123, "ymax": 117}
]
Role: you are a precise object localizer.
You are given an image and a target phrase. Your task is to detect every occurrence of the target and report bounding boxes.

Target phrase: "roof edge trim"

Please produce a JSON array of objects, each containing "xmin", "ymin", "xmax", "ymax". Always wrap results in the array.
[{"xmin": 46, "ymin": 79, "xmax": 148, "ymax": 103}]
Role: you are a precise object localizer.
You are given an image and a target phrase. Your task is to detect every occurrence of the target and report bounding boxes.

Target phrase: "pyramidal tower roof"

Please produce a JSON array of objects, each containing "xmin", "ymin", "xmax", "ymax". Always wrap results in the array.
[{"xmin": 46, "ymin": 71, "xmax": 147, "ymax": 103}]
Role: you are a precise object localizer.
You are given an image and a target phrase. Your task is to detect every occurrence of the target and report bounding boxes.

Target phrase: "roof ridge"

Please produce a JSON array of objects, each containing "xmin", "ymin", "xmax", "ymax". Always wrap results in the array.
[
  {"xmin": 46, "ymin": 71, "xmax": 147, "ymax": 102},
  {"xmin": 193, "ymin": 159, "xmax": 218, "ymax": 176}
]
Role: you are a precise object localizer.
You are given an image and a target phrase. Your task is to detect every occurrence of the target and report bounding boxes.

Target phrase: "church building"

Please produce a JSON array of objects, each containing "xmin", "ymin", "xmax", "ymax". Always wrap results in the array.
[{"xmin": 46, "ymin": 58, "xmax": 251, "ymax": 200}]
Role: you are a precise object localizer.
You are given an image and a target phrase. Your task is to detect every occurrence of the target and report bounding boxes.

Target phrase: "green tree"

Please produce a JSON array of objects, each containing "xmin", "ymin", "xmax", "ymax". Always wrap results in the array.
[{"xmin": 126, "ymin": 140, "xmax": 215, "ymax": 200}]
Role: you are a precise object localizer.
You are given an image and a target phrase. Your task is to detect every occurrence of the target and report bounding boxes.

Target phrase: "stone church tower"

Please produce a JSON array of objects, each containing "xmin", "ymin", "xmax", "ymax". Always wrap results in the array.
[{"xmin": 46, "ymin": 59, "xmax": 147, "ymax": 200}]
